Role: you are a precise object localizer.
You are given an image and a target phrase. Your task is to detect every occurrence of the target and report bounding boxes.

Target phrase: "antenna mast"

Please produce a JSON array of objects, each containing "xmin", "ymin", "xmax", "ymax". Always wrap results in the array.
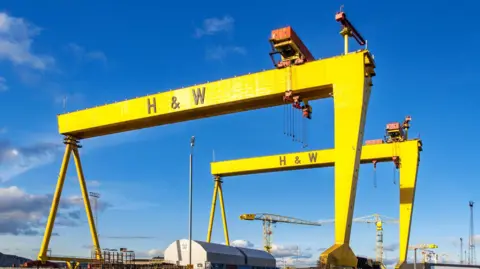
[
  {"xmin": 469, "ymin": 201, "xmax": 476, "ymax": 265},
  {"xmin": 461, "ymin": 237, "xmax": 464, "ymax": 264}
]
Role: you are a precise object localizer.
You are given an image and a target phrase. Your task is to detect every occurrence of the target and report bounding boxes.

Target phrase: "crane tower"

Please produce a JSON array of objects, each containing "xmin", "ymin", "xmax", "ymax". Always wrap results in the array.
[
  {"xmin": 353, "ymin": 214, "xmax": 399, "ymax": 263},
  {"xmin": 240, "ymin": 213, "xmax": 333, "ymax": 253}
]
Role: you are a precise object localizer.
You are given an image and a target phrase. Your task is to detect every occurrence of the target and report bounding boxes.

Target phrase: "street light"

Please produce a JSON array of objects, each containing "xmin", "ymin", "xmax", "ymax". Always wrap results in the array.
[
  {"xmin": 188, "ymin": 136, "xmax": 195, "ymax": 269},
  {"xmin": 89, "ymin": 192, "xmax": 100, "ymax": 230}
]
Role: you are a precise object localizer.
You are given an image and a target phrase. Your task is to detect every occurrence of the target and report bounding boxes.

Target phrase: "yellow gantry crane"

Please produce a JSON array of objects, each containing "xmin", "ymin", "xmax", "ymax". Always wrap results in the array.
[
  {"xmin": 240, "ymin": 213, "xmax": 334, "ymax": 253},
  {"xmin": 353, "ymin": 214, "xmax": 399, "ymax": 263},
  {"xmin": 34, "ymin": 9, "xmax": 422, "ymax": 269},
  {"xmin": 408, "ymin": 244, "xmax": 438, "ymax": 269}
]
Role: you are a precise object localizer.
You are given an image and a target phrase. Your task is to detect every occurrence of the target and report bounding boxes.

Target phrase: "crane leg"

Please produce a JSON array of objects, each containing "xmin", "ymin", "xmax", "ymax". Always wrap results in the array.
[
  {"xmin": 206, "ymin": 178, "xmax": 220, "ymax": 243},
  {"xmin": 218, "ymin": 182, "xmax": 230, "ymax": 246},
  {"xmin": 320, "ymin": 57, "xmax": 373, "ymax": 268},
  {"xmin": 38, "ymin": 136, "xmax": 102, "ymax": 262},
  {"xmin": 38, "ymin": 139, "xmax": 73, "ymax": 262},
  {"xmin": 72, "ymin": 147, "xmax": 101, "ymax": 259},
  {"xmin": 395, "ymin": 145, "xmax": 420, "ymax": 269}
]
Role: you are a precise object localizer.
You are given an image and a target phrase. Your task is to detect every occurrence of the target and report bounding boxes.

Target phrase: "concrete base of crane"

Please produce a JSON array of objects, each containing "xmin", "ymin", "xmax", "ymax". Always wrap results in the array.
[{"xmin": 319, "ymin": 244, "xmax": 358, "ymax": 269}]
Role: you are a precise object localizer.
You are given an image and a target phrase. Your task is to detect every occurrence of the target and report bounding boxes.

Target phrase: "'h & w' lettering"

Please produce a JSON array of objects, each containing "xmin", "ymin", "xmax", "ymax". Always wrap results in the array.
[
  {"xmin": 193, "ymin": 87, "xmax": 206, "ymax": 105},
  {"xmin": 147, "ymin": 97, "xmax": 157, "ymax": 114},
  {"xmin": 279, "ymin": 156, "xmax": 286, "ymax": 166},
  {"xmin": 308, "ymin": 152, "xmax": 318, "ymax": 163}
]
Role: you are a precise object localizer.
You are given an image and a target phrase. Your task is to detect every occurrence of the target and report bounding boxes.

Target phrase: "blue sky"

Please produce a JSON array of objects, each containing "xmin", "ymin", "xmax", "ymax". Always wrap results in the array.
[{"xmin": 0, "ymin": 0, "xmax": 479, "ymax": 266}]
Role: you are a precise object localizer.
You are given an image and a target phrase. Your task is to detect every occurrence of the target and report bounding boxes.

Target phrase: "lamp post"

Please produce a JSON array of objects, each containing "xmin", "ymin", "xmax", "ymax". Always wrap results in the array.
[{"xmin": 188, "ymin": 136, "xmax": 195, "ymax": 269}]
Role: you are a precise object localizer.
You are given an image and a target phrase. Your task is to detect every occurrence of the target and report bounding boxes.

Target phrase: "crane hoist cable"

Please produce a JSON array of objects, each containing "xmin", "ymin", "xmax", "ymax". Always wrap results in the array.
[{"xmin": 269, "ymin": 26, "xmax": 313, "ymax": 148}]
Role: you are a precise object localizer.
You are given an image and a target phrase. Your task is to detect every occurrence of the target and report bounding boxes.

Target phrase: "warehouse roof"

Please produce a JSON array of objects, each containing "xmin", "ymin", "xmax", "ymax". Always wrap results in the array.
[{"xmin": 196, "ymin": 241, "xmax": 245, "ymax": 257}]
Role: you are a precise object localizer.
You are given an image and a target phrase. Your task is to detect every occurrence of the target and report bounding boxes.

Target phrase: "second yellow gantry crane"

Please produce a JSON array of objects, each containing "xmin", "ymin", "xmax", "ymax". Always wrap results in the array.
[{"xmin": 240, "ymin": 213, "xmax": 334, "ymax": 253}]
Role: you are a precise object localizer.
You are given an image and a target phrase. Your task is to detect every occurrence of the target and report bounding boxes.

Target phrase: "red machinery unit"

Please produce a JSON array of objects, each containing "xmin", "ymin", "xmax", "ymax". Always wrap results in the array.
[{"xmin": 269, "ymin": 26, "xmax": 314, "ymax": 68}]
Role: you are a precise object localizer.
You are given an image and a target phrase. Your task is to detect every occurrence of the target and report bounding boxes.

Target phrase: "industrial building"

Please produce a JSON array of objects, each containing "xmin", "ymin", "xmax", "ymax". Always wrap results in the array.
[{"xmin": 164, "ymin": 239, "xmax": 276, "ymax": 269}]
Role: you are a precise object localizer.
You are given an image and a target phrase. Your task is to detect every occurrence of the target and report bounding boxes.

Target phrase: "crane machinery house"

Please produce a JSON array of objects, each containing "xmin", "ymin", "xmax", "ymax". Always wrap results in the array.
[{"xmin": 164, "ymin": 239, "xmax": 277, "ymax": 269}]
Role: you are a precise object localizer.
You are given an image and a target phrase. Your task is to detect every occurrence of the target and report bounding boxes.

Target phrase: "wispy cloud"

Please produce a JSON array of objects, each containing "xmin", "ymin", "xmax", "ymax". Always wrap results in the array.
[
  {"xmin": 194, "ymin": 15, "xmax": 235, "ymax": 38},
  {"xmin": 88, "ymin": 180, "xmax": 101, "ymax": 187},
  {"xmin": 0, "ymin": 77, "xmax": 7, "ymax": 91},
  {"xmin": 0, "ymin": 12, "xmax": 54, "ymax": 70},
  {"xmin": 67, "ymin": 43, "xmax": 107, "ymax": 64},
  {"xmin": 383, "ymin": 242, "xmax": 399, "ymax": 252},
  {"xmin": 205, "ymin": 45, "xmax": 246, "ymax": 61},
  {"xmin": 0, "ymin": 139, "xmax": 62, "ymax": 182}
]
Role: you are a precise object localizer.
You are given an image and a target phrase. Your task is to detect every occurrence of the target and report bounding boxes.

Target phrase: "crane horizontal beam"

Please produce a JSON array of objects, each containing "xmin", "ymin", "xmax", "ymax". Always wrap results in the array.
[
  {"xmin": 211, "ymin": 140, "xmax": 421, "ymax": 177},
  {"xmin": 57, "ymin": 50, "xmax": 374, "ymax": 139},
  {"xmin": 240, "ymin": 213, "xmax": 327, "ymax": 226}
]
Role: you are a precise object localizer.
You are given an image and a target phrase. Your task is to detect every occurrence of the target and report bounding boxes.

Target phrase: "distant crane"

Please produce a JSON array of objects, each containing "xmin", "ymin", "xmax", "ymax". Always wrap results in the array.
[
  {"xmin": 352, "ymin": 214, "xmax": 399, "ymax": 263},
  {"xmin": 408, "ymin": 244, "xmax": 438, "ymax": 269},
  {"xmin": 239, "ymin": 213, "xmax": 333, "ymax": 253}
]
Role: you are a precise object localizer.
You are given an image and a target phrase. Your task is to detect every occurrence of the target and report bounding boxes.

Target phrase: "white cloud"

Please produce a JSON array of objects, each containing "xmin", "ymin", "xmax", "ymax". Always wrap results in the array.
[
  {"xmin": 53, "ymin": 91, "xmax": 85, "ymax": 106},
  {"xmin": 136, "ymin": 249, "xmax": 164, "ymax": 258},
  {"xmin": 0, "ymin": 12, "xmax": 54, "ymax": 70},
  {"xmin": 0, "ymin": 186, "xmax": 93, "ymax": 235},
  {"xmin": 205, "ymin": 45, "xmax": 246, "ymax": 61},
  {"xmin": 147, "ymin": 249, "xmax": 164, "ymax": 257},
  {"xmin": 0, "ymin": 139, "xmax": 62, "ymax": 182},
  {"xmin": 0, "ymin": 77, "xmax": 7, "ymax": 91},
  {"xmin": 383, "ymin": 242, "xmax": 399, "ymax": 252},
  {"xmin": 88, "ymin": 180, "xmax": 101, "ymax": 187},
  {"xmin": 68, "ymin": 43, "xmax": 107, "ymax": 64},
  {"xmin": 65, "ymin": 195, "xmax": 111, "ymax": 212},
  {"xmin": 194, "ymin": 16, "xmax": 234, "ymax": 38},
  {"xmin": 271, "ymin": 244, "xmax": 311, "ymax": 259},
  {"xmin": 231, "ymin": 239, "xmax": 254, "ymax": 248}
]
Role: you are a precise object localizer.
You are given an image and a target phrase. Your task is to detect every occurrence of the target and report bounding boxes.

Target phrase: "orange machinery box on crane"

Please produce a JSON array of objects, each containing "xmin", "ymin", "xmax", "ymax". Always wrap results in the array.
[
  {"xmin": 386, "ymin": 122, "xmax": 401, "ymax": 130},
  {"xmin": 270, "ymin": 26, "xmax": 314, "ymax": 62}
]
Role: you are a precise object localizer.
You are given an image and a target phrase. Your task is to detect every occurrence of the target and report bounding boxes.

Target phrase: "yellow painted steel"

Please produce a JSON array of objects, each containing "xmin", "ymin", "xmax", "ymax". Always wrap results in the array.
[
  {"xmin": 38, "ymin": 143, "xmax": 72, "ymax": 262},
  {"xmin": 209, "ymin": 140, "xmax": 422, "ymax": 268},
  {"xmin": 211, "ymin": 141, "xmax": 420, "ymax": 176},
  {"xmin": 72, "ymin": 148, "xmax": 101, "ymax": 260},
  {"xmin": 206, "ymin": 178, "xmax": 230, "ymax": 245},
  {"xmin": 44, "ymin": 49, "xmax": 375, "ymax": 268},
  {"xmin": 56, "ymin": 50, "xmax": 375, "ymax": 139},
  {"xmin": 206, "ymin": 180, "xmax": 219, "ymax": 243},
  {"xmin": 395, "ymin": 141, "xmax": 420, "ymax": 269},
  {"xmin": 218, "ymin": 183, "xmax": 230, "ymax": 246},
  {"xmin": 37, "ymin": 137, "xmax": 102, "ymax": 263}
]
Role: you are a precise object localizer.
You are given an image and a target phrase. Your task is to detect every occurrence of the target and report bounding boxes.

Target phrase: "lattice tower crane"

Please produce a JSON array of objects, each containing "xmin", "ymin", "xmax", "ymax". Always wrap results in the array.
[
  {"xmin": 408, "ymin": 244, "xmax": 438, "ymax": 269},
  {"xmin": 352, "ymin": 214, "xmax": 399, "ymax": 263},
  {"xmin": 240, "ymin": 213, "xmax": 334, "ymax": 253}
]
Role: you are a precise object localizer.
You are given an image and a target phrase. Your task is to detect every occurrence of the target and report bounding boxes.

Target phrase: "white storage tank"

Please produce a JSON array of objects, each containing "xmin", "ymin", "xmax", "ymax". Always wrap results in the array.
[{"xmin": 164, "ymin": 239, "xmax": 276, "ymax": 269}]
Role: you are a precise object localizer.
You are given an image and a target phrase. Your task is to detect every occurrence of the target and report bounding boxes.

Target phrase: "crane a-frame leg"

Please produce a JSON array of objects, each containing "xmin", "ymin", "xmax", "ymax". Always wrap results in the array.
[
  {"xmin": 38, "ymin": 136, "xmax": 102, "ymax": 263},
  {"xmin": 319, "ymin": 66, "xmax": 372, "ymax": 268},
  {"xmin": 395, "ymin": 144, "xmax": 420, "ymax": 269},
  {"xmin": 206, "ymin": 176, "xmax": 230, "ymax": 245}
]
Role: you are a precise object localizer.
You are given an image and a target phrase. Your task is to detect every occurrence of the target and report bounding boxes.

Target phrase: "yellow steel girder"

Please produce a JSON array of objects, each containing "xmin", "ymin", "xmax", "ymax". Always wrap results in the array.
[
  {"xmin": 57, "ymin": 50, "xmax": 375, "ymax": 139},
  {"xmin": 208, "ymin": 140, "xmax": 422, "ymax": 269},
  {"xmin": 43, "ymin": 50, "xmax": 375, "ymax": 268}
]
